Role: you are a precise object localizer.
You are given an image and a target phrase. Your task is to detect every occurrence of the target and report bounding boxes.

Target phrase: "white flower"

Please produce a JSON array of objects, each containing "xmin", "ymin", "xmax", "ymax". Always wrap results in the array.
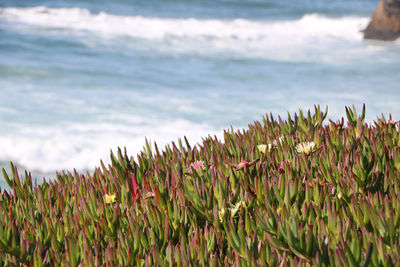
[
  {"xmin": 258, "ymin": 137, "xmax": 284, "ymax": 154},
  {"xmin": 295, "ymin": 141, "xmax": 316, "ymax": 155},
  {"xmin": 230, "ymin": 201, "xmax": 246, "ymax": 218},
  {"xmin": 257, "ymin": 136, "xmax": 284, "ymax": 154}
]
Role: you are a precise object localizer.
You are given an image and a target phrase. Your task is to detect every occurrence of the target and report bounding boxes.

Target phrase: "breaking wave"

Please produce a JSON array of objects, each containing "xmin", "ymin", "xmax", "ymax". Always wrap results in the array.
[{"xmin": 0, "ymin": 6, "xmax": 372, "ymax": 62}]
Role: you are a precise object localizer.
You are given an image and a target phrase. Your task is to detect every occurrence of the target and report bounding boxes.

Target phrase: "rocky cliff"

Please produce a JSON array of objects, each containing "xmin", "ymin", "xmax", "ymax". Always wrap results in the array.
[{"xmin": 364, "ymin": 0, "xmax": 400, "ymax": 41}]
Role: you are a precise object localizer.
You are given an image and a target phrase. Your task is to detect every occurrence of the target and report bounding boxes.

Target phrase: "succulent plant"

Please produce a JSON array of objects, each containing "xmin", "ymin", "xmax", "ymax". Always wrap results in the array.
[{"xmin": 0, "ymin": 105, "xmax": 399, "ymax": 266}]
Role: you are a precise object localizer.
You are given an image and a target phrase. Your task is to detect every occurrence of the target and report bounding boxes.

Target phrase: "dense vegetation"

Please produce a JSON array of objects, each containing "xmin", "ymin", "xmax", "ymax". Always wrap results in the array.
[{"xmin": 0, "ymin": 105, "xmax": 399, "ymax": 266}]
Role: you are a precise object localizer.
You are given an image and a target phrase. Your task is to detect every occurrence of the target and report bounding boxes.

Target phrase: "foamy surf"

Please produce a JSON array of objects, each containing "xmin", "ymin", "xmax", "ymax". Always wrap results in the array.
[
  {"xmin": 0, "ymin": 6, "xmax": 371, "ymax": 61},
  {"xmin": 0, "ymin": 6, "xmax": 369, "ymax": 39},
  {"xmin": 0, "ymin": 119, "xmax": 223, "ymax": 175}
]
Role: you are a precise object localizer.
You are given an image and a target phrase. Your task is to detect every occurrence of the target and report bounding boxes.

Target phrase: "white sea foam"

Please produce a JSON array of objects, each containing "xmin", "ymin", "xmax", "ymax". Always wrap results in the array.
[
  {"xmin": 0, "ymin": 6, "xmax": 372, "ymax": 62},
  {"xmin": 0, "ymin": 119, "xmax": 223, "ymax": 174},
  {"xmin": 0, "ymin": 6, "xmax": 368, "ymax": 40}
]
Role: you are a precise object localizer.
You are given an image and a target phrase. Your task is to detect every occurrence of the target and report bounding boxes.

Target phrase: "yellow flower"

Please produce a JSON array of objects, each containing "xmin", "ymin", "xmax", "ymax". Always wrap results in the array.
[
  {"xmin": 258, "ymin": 144, "xmax": 272, "ymax": 154},
  {"xmin": 105, "ymin": 194, "xmax": 116, "ymax": 204},
  {"xmin": 257, "ymin": 144, "xmax": 267, "ymax": 153},
  {"xmin": 218, "ymin": 207, "xmax": 226, "ymax": 223},
  {"xmin": 295, "ymin": 141, "xmax": 316, "ymax": 155}
]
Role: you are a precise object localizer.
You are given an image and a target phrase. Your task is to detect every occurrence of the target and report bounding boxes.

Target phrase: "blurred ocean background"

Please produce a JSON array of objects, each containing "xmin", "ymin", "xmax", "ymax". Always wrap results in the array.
[{"xmin": 0, "ymin": 0, "xmax": 399, "ymax": 188}]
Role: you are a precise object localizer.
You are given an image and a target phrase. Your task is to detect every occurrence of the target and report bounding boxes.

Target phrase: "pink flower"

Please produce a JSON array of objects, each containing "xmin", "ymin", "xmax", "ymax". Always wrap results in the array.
[
  {"xmin": 234, "ymin": 159, "xmax": 259, "ymax": 170},
  {"xmin": 187, "ymin": 160, "xmax": 206, "ymax": 173},
  {"xmin": 146, "ymin": 191, "xmax": 155, "ymax": 198},
  {"xmin": 386, "ymin": 120, "xmax": 397, "ymax": 125},
  {"xmin": 236, "ymin": 160, "xmax": 250, "ymax": 170}
]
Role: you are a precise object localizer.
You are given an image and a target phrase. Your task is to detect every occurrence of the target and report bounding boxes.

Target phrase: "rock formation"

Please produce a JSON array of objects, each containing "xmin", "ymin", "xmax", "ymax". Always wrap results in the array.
[{"xmin": 364, "ymin": 0, "xmax": 400, "ymax": 41}]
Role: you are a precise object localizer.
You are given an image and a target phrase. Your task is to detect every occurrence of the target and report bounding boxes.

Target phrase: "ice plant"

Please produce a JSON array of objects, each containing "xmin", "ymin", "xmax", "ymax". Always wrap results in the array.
[
  {"xmin": 105, "ymin": 193, "xmax": 116, "ymax": 204},
  {"xmin": 271, "ymin": 136, "xmax": 284, "ymax": 147},
  {"xmin": 0, "ymin": 105, "xmax": 399, "ymax": 266},
  {"xmin": 130, "ymin": 173, "xmax": 139, "ymax": 200},
  {"xmin": 295, "ymin": 141, "xmax": 316, "ymax": 155},
  {"xmin": 276, "ymin": 136, "xmax": 284, "ymax": 144}
]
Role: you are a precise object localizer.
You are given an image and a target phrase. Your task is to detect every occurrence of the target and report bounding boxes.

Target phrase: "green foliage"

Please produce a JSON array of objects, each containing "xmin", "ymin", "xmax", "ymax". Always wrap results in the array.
[{"xmin": 0, "ymin": 105, "xmax": 400, "ymax": 266}]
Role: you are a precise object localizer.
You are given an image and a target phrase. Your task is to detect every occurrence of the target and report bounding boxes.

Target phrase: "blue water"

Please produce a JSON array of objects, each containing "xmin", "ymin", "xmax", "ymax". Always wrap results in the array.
[{"xmin": 0, "ymin": 0, "xmax": 399, "ymax": 189}]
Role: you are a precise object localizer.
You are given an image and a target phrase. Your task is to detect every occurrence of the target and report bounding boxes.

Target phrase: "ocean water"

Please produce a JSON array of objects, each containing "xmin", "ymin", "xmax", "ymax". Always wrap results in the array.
[{"xmin": 0, "ymin": 0, "xmax": 399, "ymax": 189}]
